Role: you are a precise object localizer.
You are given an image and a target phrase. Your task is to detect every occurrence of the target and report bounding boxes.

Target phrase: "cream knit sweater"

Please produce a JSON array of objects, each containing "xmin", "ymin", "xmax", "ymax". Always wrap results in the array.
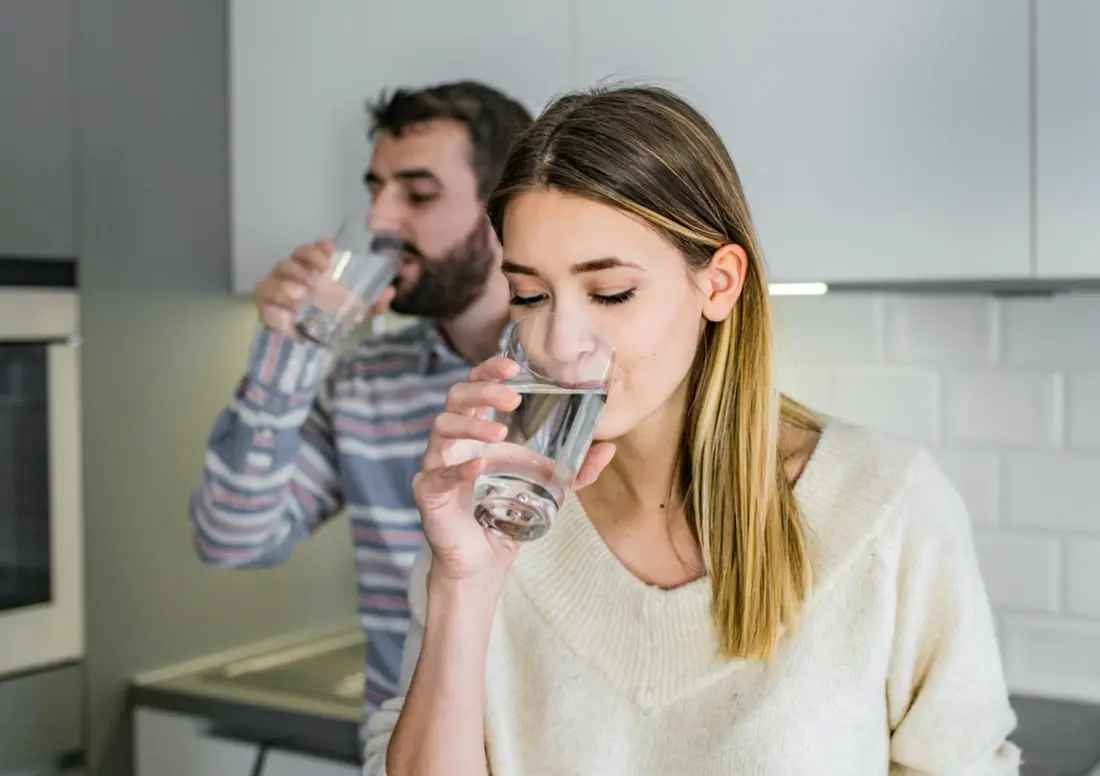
[{"xmin": 363, "ymin": 421, "xmax": 1022, "ymax": 775}]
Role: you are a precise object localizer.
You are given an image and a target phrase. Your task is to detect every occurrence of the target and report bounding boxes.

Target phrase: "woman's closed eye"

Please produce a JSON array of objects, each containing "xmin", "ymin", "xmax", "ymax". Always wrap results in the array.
[{"xmin": 509, "ymin": 289, "xmax": 636, "ymax": 308}]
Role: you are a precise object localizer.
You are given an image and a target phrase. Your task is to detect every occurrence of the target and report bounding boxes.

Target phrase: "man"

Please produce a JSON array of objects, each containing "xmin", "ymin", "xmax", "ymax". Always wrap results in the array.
[{"xmin": 189, "ymin": 81, "xmax": 532, "ymax": 723}]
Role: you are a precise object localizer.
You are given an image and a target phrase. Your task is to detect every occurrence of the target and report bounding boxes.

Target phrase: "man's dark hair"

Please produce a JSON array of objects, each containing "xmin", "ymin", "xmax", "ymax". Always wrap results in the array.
[{"xmin": 367, "ymin": 80, "xmax": 534, "ymax": 200}]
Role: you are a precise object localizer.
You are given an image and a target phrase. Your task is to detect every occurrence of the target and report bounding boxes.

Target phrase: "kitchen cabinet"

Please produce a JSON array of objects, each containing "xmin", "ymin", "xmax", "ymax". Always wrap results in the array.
[
  {"xmin": 1035, "ymin": 1, "xmax": 1100, "ymax": 279},
  {"xmin": 262, "ymin": 748, "xmax": 359, "ymax": 776},
  {"xmin": 228, "ymin": 0, "xmax": 573, "ymax": 293},
  {"xmin": 134, "ymin": 709, "xmax": 260, "ymax": 776},
  {"xmin": 134, "ymin": 708, "xmax": 361, "ymax": 776},
  {"xmin": 573, "ymin": 0, "xmax": 1031, "ymax": 285},
  {"xmin": 0, "ymin": 0, "xmax": 76, "ymax": 260},
  {"xmin": 0, "ymin": 665, "xmax": 83, "ymax": 775}
]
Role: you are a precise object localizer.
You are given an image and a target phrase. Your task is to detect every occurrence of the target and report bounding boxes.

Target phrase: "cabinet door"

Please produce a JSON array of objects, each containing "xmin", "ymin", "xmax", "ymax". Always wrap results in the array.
[
  {"xmin": 0, "ymin": 665, "xmax": 82, "ymax": 774},
  {"xmin": 228, "ymin": 0, "xmax": 572, "ymax": 293},
  {"xmin": 0, "ymin": 0, "xmax": 76, "ymax": 259},
  {"xmin": 262, "ymin": 748, "xmax": 360, "ymax": 776},
  {"xmin": 1035, "ymin": 1, "xmax": 1100, "ymax": 279},
  {"xmin": 134, "ymin": 709, "xmax": 260, "ymax": 776},
  {"xmin": 574, "ymin": 0, "xmax": 1031, "ymax": 285}
]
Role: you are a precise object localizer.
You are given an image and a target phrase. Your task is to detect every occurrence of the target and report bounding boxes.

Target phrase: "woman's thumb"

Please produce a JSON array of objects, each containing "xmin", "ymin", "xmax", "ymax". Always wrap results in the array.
[
  {"xmin": 575, "ymin": 442, "xmax": 615, "ymax": 490},
  {"xmin": 413, "ymin": 458, "xmax": 484, "ymax": 510}
]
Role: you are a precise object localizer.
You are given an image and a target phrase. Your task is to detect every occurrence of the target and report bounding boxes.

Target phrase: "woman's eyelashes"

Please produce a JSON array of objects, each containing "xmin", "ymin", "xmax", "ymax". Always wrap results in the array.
[
  {"xmin": 509, "ymin": 289, "xmax": 637, "ymax": 308},
  {"xmin": 593, "ymin": 289, "xmax": 636, "ymax": 305}
]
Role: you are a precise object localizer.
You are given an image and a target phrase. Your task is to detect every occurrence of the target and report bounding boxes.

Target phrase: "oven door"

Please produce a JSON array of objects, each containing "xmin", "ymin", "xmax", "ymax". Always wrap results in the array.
[{"xmin": 0, "ymin": 290, "xmax": 83, "ymax": 677}]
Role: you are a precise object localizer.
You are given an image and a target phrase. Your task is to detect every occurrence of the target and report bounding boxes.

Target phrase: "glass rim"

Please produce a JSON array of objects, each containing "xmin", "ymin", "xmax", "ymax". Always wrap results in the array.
[{"xmin": 501, "ymin": 310, "xmax": 615, "ymax": 386}]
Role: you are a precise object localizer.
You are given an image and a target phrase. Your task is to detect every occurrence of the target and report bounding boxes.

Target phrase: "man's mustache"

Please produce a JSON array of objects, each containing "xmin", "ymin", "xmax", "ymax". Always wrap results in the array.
[{"xmin": 370, "ymin": 233, "xmax": 422, "ymax": 259}]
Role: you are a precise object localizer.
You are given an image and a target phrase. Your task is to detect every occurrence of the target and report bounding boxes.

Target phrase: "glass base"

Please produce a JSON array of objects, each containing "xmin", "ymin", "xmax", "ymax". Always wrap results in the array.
[
  {"xmin": 295, "ymin": 305, "xmax": 344, "ymax": 347},
  {"xmin": 473, "ymin": 474, "xmax": 558, "ymax": 542}
]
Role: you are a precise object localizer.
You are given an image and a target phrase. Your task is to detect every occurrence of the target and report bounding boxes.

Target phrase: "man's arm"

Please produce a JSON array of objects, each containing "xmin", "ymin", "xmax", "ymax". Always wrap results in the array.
[{"xmin": 189, "ymin": 326, "xmax": 344, "ymax": 567}]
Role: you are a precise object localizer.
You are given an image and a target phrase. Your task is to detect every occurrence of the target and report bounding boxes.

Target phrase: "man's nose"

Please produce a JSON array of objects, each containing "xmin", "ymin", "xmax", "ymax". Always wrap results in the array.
[{"xmin": 367, "ymin": 190, "xmax": 404, "ymax": 234}]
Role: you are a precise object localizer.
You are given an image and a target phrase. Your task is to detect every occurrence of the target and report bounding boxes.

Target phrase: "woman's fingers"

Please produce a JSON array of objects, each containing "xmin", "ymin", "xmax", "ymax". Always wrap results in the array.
[
  {"xmin": 412, "ymin": 457, "xmax": 485, "ymax": 512},
  {"xmin": 468, "ymin": 355, "xmax": 520, "ymax": 382},
  {"xmin": 443, "ymin": 380, "xmax": 520, "ymax": 416},
  {"xmin": 422, "ymin": 412, "xmax": 506, "ymax": 469},
  {"xmin": 433, "ymin": 413, "xmax": 507, "ymax": 443}
]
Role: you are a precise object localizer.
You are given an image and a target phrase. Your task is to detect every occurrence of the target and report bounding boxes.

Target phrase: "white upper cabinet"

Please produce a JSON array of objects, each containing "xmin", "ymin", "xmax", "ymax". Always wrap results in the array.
[
  {"xmin": 0, "ymin": 0, "xmax": 75, "ymax": 260},
  {"xmin": 1036, "ymin": 1, "xmax": 1100, "ymax": 279},
  {"xmin": 229, "ymin": 0, "xmax": 572, "ymax": 293},
  {"xmin": 573, "ymin": 0, "xmax": 1032, "ymax": 285}
]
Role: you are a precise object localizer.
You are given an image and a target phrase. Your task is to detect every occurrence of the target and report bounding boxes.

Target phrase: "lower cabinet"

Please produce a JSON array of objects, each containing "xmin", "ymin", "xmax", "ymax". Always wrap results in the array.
[
  {"xmin": 262, "ymin": 748, "xmax": 360, "ymax": 776},
  {"xmin": 134, "ymin": 708, "xmax": 359, "ymax": 776}
]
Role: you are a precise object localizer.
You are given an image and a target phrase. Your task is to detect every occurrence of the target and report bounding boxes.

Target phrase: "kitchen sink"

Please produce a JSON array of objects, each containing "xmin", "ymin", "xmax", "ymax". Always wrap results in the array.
[{"xmin": 201, "ymin": 631, "xmax": 365, "ymax": 708}]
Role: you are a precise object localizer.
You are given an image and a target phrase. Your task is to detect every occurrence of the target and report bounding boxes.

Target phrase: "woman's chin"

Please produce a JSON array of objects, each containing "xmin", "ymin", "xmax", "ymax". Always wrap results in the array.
[{"xmin": 593, "ymin": 414, "xmax": 630, "ymax": 442}]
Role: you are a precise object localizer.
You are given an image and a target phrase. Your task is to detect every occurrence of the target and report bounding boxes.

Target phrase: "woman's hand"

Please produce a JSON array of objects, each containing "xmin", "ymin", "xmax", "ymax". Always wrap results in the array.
[{"xmin": 412, "ymin": 355, "xmax": 615, "ymax": 589}]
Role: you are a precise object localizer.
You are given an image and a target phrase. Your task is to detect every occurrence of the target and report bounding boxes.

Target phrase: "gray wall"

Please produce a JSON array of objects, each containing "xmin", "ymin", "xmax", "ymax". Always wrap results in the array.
[{"xmin": 75, "ymin": 0, "xmax": 357, "ymax": 772}]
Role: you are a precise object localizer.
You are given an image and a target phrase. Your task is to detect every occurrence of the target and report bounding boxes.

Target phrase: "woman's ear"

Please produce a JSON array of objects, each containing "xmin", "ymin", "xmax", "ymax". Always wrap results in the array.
[{"xmin": 701, "ymin": 243, "xmax": 748, "ymax": 322}]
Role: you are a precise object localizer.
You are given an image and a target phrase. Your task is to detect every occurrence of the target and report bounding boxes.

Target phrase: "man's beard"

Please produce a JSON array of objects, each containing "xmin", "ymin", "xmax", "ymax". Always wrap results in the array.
[{"xmin": 389, "ymin": 220, "xmax": 494, "ymax": 319}]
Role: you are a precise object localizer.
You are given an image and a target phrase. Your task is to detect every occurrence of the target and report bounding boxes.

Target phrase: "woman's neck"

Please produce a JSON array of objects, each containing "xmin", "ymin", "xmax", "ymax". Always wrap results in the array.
[
  {"xmin": 588, "ymin": 388, "xmax": 686, "ymax": 517},
  {"xmin": 591, "ymin": 433, "xmax": 680, "ymax": 517},
  {"xmin": 576, "ymin": 384, "xmax": 825, "ymax": 589},
  {"xmin": 578, "ymin": 382, "xmax": 707, "ymax": 588}
]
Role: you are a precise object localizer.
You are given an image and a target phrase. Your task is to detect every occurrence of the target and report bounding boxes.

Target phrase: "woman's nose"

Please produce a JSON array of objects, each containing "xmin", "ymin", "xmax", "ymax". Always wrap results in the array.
[{"xmin": 545, "ymin": 317, "xmax": 597, "ymax": 365}]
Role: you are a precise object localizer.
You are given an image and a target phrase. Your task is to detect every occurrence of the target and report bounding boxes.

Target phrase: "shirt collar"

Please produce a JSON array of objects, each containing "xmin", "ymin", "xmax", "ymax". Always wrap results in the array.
[{"xmin": 418, "ymin": 320, "xmax": 512, "ymax": 375}]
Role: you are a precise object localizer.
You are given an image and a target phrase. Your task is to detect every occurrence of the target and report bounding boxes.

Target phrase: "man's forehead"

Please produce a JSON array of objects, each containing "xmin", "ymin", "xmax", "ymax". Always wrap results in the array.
[{"xmin": 369, "ymin": 119, "xmax": 472, "ymax": 178}]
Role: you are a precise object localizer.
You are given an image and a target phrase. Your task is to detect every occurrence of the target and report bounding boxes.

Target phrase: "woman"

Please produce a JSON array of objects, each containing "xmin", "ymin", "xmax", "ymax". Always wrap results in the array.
[{"xmin": 363, "ymin": 85, "xmax": 1020, "ymax": 775}]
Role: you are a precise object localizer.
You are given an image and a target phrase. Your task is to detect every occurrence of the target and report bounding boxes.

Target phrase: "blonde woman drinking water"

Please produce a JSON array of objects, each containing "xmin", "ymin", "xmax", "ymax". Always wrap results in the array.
[{"xmin": 363, "ymin": 84, "xmax": 1021, "ymax": 776}]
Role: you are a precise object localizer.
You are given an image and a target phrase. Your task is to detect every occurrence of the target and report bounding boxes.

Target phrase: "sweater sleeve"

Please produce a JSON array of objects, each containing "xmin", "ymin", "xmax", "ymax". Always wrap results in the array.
[
  {"xmin": 886, "ymin": 451, "xmax": 1021, "ymax": 775},
  {"xmin": 188, "ymin": 324, "xmax": 343, "ymax": 567},
  {"xmin": 361, "ymin": 542, "xmax": 431, "ymax": 776}
]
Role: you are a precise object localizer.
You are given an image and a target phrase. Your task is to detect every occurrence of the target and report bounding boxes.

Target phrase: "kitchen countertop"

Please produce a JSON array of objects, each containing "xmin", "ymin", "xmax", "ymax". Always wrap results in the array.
[
  {"xmin": 131, "ymin": 619, "xmax": 1100, "ymax": 773},
  {"xmin": 129, "ymin": 618, "xmax": 364, "ymax": 764}
]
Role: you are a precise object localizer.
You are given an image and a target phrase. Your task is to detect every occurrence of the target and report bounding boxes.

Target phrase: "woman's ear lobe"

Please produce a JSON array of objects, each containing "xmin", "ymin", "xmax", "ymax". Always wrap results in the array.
[{"xmin": 701, "ymin": 243, "xmax": 748, "ymax": 322}]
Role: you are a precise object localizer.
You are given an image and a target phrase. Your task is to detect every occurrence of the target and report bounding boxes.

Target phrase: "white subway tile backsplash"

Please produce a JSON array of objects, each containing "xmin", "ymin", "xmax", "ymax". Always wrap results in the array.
[
  {"xmin": 1066, "ymin": 540, "xmax": 1100, "ymax": 618},
  {"xmin": 775, "ymin": 365, "xmax": 832, "ymax": 414},
  {"xmin": 1066, "ymin": 373, "xmax": 1100, "ymax": 450},
  {"xmin": 1002, "ymin": 615, "xmax": 1100, "ymax": 702},
  {"xmin": 771, "ymin": 296, "xmax": 881, "ymax": 364},
  {"xmin": 1002, "ymin": 295, "xmax": 1100, "ymax": 367},
  {"xmin": 941, "ymin": 371, "xmax": 1063, "ymax": 448},
  {"xmin": 829, "ymin": 368, "xmax": 939, "ymax": 443},
  {"xmin": 931, "ymin": 449, "xmax": 1000, "ymax": 526},
  {"xmin": 1003, "ymin": 453, "xmax": 1100, "ymax": 534},
  {"xmin": 883, "ymin": 296, "xmax": 998, "ymax": 365},
  {"xmin": 777, "ymin": 291, "xmax": 1100, "ymax": 702},
  {"xmin": 974, "ymin": 533, "xmax": 1061, "ymax": 613}
]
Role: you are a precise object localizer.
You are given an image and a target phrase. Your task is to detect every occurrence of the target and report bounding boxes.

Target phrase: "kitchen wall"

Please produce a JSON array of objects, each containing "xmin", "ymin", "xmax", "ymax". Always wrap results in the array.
[
  {"xmin": 75, "ymin": 0, "xmax": 357, "ymax": 774},
  {"xmin": 773, "ymin": 291, "xmax": 1100, "ymax": 703}
]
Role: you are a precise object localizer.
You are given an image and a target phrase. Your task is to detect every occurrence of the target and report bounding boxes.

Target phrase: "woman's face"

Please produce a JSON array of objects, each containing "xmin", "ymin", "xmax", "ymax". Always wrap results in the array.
[{"xmin": 500, "ymin": 190, "xmax": 743, "ymax": 441}]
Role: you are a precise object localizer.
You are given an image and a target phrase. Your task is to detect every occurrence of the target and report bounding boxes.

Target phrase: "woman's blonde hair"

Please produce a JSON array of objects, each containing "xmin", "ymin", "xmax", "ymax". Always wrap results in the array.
[{"xmin": 487, "ymin": 85, "xmax": 822, "ymax": 659}]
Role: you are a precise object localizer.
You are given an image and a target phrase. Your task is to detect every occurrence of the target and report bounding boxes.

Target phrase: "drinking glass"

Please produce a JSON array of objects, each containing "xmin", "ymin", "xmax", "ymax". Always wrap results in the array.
[
  {"xmin": 473, "ymin": 312, "xmax": 614, "ymax": 541},
  {"xmin": 294, "ymin": 213, "xmax": 402, "ymax": 347}
]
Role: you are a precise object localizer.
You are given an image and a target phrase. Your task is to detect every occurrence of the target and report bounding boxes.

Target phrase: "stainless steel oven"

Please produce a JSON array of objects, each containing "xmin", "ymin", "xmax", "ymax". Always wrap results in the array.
[{"xmin": 0, "ymin": 288, "xmax": 82, "ymax": 679}]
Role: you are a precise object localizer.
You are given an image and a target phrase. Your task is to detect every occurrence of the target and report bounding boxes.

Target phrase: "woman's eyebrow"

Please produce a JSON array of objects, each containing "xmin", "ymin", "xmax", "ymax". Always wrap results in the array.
[{"xmin": 501, "ymin": 257, "xmax": 643, "ymax": 276}]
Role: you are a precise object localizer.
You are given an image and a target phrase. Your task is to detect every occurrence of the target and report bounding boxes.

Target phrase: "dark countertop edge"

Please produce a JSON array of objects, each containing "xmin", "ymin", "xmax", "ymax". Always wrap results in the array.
[{"xmin": 128, "ymin": 682, "xmax": 361, "ymax": 765}]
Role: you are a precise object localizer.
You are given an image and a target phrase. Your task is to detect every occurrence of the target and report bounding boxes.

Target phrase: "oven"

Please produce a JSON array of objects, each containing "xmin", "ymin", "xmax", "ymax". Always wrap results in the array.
[{"xmin": 0, "ymin": 288, "xmax": 83, "ymax": 679}]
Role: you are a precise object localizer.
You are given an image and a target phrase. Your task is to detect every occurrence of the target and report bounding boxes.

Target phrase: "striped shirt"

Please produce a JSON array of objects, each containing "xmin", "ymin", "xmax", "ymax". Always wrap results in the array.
[{"xmin": 189, "ymin": 320, "xmax": 478, "ymax": 721}]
